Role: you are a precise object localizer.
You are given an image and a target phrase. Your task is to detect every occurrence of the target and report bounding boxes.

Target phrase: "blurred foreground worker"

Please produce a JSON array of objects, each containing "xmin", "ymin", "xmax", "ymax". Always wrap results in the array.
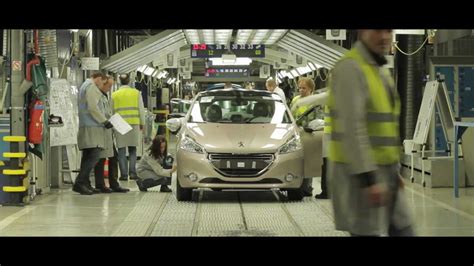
[
  {"xmin": 290, "ymin": 77, "xmax": 317, "ymax": 196},
  {"xmin": 266, "ymin": 78, "xmax": 286, "ymax": 103},
  {"xmin": 136, "ymin": 135, "xmax": 176, "ymax": 192},
  {"xmin": 93, "ymin": 77, "xmax": 130, "ymax": 193},
  {"xmin": 327, "ymin": 30, "xmax": 414, "ymax": 236},
  {"xmin": 74, "ymin": 73, "xmax": 115, "ymax": 195},
  {"xmin": 112, "ymin": 74, "xmax": 145, "ymax": 181}
]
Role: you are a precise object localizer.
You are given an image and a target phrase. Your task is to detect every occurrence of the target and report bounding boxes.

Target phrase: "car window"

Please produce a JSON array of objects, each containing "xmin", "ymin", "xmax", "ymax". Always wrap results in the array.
[{"xmin": 189, "ymin": 95, "xmax": 291, "ymax": 124}]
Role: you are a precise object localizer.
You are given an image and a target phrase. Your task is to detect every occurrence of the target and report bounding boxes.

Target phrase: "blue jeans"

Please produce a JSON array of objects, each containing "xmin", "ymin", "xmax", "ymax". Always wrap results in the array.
[
  {"xmin": 118, "ymin": 146, "xmax": 137, "ymax": 178},
  {"xmin": 75, "ymin": 148, "xmax": 102, "ymax": 186}
]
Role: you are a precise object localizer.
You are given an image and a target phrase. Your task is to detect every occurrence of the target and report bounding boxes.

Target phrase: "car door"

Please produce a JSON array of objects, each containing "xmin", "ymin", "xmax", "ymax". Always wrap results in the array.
[{"xmin": 296, "ymin": 106, "xmax": 324, "ymax": 178}]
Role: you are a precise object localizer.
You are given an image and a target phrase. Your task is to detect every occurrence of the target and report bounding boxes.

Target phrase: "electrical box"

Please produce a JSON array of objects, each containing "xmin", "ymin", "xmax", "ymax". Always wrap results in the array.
[
  {"xmin": 161, "ymin": 87, "xmax": 170, "ymax": 105},
  {"xmin": 259, "ymin": 65, "xmax": 271, "ymax": 78},
  {"xmin": 459, "ymin": 67, "xmax": 474, "ymax": 117}
]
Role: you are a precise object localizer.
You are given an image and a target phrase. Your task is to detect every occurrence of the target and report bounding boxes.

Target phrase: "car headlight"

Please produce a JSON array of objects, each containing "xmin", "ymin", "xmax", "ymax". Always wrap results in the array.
[
  {"xmin": 180, "ymin": 135, "xmax": 204, "ymax": 154},
  {"xmin": 278, "ymin": 134, "xmax": 302, "ymax": 154}
]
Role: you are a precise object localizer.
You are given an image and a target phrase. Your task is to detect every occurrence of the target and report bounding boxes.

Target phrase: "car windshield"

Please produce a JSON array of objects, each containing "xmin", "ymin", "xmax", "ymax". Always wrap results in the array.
[{"xmin": 188, "ymin": 92, "xmax": 292, "ymax": 124}]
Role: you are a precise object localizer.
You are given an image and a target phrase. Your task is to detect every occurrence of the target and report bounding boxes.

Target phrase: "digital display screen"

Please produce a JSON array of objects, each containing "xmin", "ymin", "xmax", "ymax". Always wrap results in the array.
[
  {"xmin": 191, "ymin": 43, "xmax": 265, "ymax": 58},
  {"xmin": 205, "ymin": 68, "xmax": 249, "ymax": 78}
]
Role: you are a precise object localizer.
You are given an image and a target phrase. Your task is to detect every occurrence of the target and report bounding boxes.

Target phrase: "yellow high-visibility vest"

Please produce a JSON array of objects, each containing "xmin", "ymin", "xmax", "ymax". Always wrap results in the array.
[
  {"xmin": 291, "ymin": 95, "xmax": 313, "ymax": 126},
  {"xmin": 112, "ymin": 87, "xmax": 141, "ymax": 125},
  {"xmin": 328, "ymin": 48, "xmax": 400, "ymax": 165}
]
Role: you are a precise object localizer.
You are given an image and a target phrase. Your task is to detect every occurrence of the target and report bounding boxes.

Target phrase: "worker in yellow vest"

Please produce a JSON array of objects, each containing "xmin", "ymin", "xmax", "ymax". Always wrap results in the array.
[
  {"xmin": 291, "ymin": 85, "xmax": 330, "ymax": 199},
  {"xmin": 112, "ymin": 74, "xmax": 145, "ymax": 181},
  {"xmin": 290, "ymin": 77, "xmax": 316, "ymax": 127},
  {"xmin": 290, "ymin": 77, "xmax": 316, "ymax": 196},
  {"xmin": 328, "ymin": 30, "xmax": 414, "ymax": 236}
]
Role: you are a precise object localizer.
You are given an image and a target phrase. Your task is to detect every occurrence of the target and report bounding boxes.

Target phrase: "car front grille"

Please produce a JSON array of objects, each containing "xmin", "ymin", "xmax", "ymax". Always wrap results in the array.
[
  {"xmin": 208, "ymin": 153, "xmax": 274, "ymax": 177},
  {"xmin": 200, "ymin": 178, "xmax": 283, "ymax": 184}
]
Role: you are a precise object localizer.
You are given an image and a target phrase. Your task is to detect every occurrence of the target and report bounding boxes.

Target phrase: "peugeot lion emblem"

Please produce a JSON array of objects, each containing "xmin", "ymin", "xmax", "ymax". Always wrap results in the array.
[{"xmin": 238, "ymin": 141, "xmax": 244, "ymax": 147}]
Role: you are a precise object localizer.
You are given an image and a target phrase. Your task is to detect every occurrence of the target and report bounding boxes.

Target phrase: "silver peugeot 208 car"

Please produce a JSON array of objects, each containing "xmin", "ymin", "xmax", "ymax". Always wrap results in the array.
[{"xmin": 167, "ymin": 88, "xmax": 322, "ymax": 201}]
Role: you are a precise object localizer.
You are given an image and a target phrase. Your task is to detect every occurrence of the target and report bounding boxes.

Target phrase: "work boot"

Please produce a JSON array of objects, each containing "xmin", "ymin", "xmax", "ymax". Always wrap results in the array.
[
  {"xmin": 315, "ymin": 193, "xmax": 328, "ymax": 199},
  {"xmin": 160, "ymin": 185, "xmax": 172, "ymax": 193},
  {"xmin": 110, "ymin": 186, "xmax": 130, "ymax": 193},
  {"xmin": 97, "ymin": 186, "xmax": 113, "ymax": 193},
  {"xmin": 86, "ymin": 184, "xmax": 101, "ymax": 194},
  {"xmin": 119, "ymin": 176, "xmax": 128, "ymax": 181},
  {"xmin": 136, "ymin": 179, "xmax": 147, "ymax": 192},
  {"xmin": 72, "ymin": 184, "xmax": 93, "ymax": 195}
]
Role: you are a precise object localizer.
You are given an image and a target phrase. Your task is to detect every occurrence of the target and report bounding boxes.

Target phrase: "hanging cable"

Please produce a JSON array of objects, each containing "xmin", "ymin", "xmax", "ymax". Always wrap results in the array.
[{"xmin": 393, "ymin": 35, "xmax": 429, "ymax": 56}]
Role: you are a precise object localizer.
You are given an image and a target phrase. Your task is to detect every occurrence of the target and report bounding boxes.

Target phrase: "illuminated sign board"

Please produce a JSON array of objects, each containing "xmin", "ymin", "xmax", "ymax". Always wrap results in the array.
[
  {"xmin": 205, "ymin": 68, "xmax": 249, "ymax": 78},
  {"xmin": 191, "ymin": 43, "xmax": 265, "ymax": 58}
]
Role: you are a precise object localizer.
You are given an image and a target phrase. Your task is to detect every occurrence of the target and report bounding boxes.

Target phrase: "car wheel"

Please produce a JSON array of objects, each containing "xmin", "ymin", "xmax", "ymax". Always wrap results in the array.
[{"xmin": 176, "ymin": 178, "xmax": 193, "ymax": 201}]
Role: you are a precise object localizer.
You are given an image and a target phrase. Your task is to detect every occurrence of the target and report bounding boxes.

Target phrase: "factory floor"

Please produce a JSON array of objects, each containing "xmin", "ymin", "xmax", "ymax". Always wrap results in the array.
[{"xmin": 1, "ymin": 176, "xmax": 473, "ymax": 236}]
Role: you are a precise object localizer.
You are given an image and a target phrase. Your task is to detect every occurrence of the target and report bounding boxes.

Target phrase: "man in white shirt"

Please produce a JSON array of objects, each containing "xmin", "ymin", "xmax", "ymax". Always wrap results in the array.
[{"xmin": 266, "ymin": 78, "xmax": 286, "ymax": 103}]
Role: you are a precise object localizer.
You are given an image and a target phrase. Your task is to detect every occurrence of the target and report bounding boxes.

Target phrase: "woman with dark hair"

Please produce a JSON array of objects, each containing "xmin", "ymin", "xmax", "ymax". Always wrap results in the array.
[{"xmin": 135, "ymin": 135, "xmax": 176, "ymax": 192}]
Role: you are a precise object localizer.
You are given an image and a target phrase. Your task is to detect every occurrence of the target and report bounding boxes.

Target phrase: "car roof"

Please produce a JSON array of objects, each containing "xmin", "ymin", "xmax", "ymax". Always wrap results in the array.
[
  {"xmin": 207, "ymin": 83, "xmax": 243, "ymax": 90},
  {"xmin": 198, "ymin": 88, "xmax": 276, "ymax": 98}
]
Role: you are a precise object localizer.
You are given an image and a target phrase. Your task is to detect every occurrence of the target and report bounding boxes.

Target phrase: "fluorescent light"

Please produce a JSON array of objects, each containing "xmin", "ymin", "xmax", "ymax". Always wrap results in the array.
[
  {"xmin": 251, "ymin": 29, "xmax": 269, "ymax": 44},
  {"xmin": 297, "ymin": 66, "xmax": 311, "ymax": 75},
  {"xmin": 290, "ymin": 69, "xmax": 299, "ymax": 78},
  {"xmin": 209, "ymin": 57, "xmax": 252, "ymax": 66},
  {"xmin": 264, "ymin": 29, "xmax": 287, "ymax": 44},
  {"xmin": 236, "ymin": 29, "xmax": 253, "ymax": 44},
  {"xmin": 394, "ymin": 29, "xmax": 425, "ymax": 35},
  {"xmin": 202, "ymin": 29, "xmax": 214, "ymax": 44},
  {"xmin": 143, "ymin": 66, "xmax": 155, "ymax": 76},
  {"xmin": 279, "ymin": 70, "xmax": 289, "ymax": 78},
  {"xmin": 157, "ymin": 70, "xmax": 168, "ymax": 79},
  {"xmin": 137, "ymin": 65, "xmax": 147, "ymax": 72},
  {"xmin": 70, "ymin": 29, "xmax": 79, "ymax": 33},
  {"xmin": 185, "ymin": 29, "xmax": 200, "ymax": 44}
]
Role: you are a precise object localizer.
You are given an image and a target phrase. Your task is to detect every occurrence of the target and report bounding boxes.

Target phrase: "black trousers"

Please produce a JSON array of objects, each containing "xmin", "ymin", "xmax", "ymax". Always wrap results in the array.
[
  {"xmin": 94, "ymin": 148, "xmax": 120, "ymax": 189},
  {"xmin": 320, "ymin": 157, "xmax": 328, "ymax": 195},
  {"xmin": 75, "ymin": 148, "xmax": 102, "ymax": 186}
]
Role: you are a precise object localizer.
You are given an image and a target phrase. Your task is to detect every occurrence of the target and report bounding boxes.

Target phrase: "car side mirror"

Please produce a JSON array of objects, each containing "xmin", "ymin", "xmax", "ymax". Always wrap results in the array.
[
  {"xmin": 168, "ymin": 113, "xmax": 185, "ymax": 119},
  {"xmin": 166, "ymin": 118, "xmax": 182, "ymax": 134}
]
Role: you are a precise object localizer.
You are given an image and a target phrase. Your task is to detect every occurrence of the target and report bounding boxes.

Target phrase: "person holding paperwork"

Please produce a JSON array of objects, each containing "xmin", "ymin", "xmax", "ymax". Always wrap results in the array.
[
  {"xmin": 112, "ymin": 74, "xmax": 146, "ymax": 181},
  {"xmin": 93, "ymin": 77, "xmax": 130, "ymax": 193},
  {"xmin": 74, "ymin": 73, "xmax": 115, "ymax": 195}
]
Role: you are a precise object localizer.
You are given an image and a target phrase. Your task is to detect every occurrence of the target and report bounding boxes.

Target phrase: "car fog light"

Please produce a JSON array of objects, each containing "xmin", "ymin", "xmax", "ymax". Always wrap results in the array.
[
  {"xmin": 285, "ymin": 174, "xmax": 295, "ymax": 182},
  {"xmin": 188, "ymin": 173, "xmax": 198, "ymax": 182}
]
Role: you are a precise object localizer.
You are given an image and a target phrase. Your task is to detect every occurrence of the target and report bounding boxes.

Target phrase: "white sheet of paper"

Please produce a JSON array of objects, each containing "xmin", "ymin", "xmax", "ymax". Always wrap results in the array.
[{"xmin": 109, "ymin": 113, "xmax": 133, "ymax": 135}]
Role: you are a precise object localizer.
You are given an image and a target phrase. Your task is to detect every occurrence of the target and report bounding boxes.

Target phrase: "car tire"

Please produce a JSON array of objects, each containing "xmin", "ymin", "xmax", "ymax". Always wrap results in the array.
[
  {"xmin": 176, "ymin": 178, "xmax": 192, "ymax": 201},
  {"xmin": 287, "ymin": 186, "xmax": 304, "ymax": 201}
]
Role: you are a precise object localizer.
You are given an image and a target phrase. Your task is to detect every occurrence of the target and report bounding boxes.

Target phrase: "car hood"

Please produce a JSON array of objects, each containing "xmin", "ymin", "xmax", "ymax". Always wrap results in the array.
[{"xmin": 184, "ymin": 122, "xmax": 296, "ymax": 153}]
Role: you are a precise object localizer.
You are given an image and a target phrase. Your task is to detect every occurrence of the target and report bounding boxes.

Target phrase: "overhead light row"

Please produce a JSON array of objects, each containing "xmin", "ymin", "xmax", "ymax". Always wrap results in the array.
[
  {"xmin": 166, "ymin": 77, "xmax": 177, "ymax": 84},
  {"xmin": 137, "ymin": 65, "xmax": 169, "ymax": 79},
  {"xmin": 277, "ymin": 61, "xmax": 323, "ymax": 79},
  {"xmin": 235, "ymin": 29, "xmax": 287, "ymax": 45},
  {"xmin": 184, "ymin": 29, "xmax": 232, "ymax": 45}
]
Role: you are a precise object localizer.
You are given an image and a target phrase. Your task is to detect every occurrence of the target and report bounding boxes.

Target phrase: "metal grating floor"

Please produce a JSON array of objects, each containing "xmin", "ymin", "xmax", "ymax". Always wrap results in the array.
[{"xmin": 0, "ymin": 178, "xmax": 348, "ymax": 236}]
